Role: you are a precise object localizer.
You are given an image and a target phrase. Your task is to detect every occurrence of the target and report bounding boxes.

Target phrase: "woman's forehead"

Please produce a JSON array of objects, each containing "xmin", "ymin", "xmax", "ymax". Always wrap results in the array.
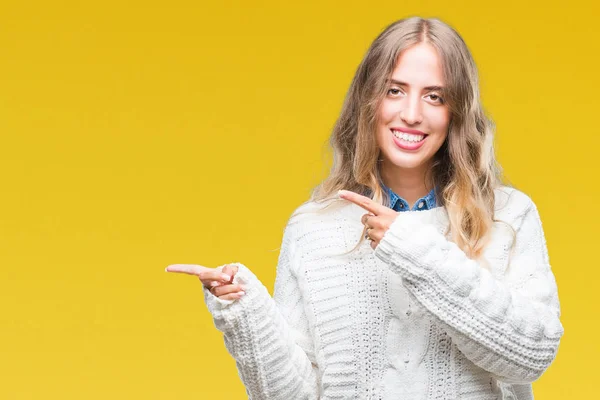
[{"xmin": 391, "ymin": 43, "xmax": 445, "ymax": 88}]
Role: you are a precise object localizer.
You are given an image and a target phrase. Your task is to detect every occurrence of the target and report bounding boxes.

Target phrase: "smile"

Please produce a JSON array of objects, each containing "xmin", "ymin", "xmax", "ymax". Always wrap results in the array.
[{"xmin": 390, "ymin": 129, "xmax": 427, "ymax": 150}]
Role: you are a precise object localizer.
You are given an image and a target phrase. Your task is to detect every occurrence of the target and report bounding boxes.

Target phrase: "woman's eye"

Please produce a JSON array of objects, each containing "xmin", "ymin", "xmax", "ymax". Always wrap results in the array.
[
  {"xmin": 427, "ymin": 94, "xmax": 445, "ymax": 104},
  {"xmin": 387, "ymin": 88, "xmax": 402, "ymax": 96}
]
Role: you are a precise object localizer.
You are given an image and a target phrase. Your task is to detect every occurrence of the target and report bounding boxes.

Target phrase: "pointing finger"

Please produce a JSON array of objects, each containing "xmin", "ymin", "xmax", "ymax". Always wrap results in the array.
[
  {"xmin": 338, "ymin": 190, "xmax": 388, "ymax": 216},
  {"xmin": 165, "ymin": 264, "xmax": 206, "ymax": 275},
  {"xmin": 166, "ymin": 264, "xmax": 231, "ymax": 282}
]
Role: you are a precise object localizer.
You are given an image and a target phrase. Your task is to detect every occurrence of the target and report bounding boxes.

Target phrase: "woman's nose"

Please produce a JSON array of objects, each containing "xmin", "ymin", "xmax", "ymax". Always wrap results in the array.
[{"xmin": 400, "ymin": 97, "xmax": 423, "ymax": 125}]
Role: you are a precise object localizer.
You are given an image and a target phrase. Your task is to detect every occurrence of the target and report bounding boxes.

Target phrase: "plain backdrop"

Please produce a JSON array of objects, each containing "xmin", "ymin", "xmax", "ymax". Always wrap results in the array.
[{"xmin": 0, "ymin": 0, "xmax": 596, "ymax": 398}]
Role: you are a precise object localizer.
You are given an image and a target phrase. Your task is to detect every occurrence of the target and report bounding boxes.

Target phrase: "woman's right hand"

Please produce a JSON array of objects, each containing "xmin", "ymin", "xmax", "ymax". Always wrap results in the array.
[{"xmin": 165, "ymin": 263, "xmax": 246, "ymax": 300}]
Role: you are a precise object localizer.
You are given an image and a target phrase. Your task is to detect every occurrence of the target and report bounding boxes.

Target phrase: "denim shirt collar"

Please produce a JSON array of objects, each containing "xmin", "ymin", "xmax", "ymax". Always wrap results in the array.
[{"xmin": 384, "ymin": 185, "xmax": 437, "ymax": 212}]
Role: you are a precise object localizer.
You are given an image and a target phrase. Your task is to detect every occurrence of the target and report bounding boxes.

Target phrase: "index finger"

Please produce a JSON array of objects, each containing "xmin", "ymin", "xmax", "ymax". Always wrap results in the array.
[
  {"xmin": 338, "ymin": 190, "xmax": 388, "ymax": 215},
  {"xmin": 165, "ymin": 264, "xmax": 231, "ymax": 282}
]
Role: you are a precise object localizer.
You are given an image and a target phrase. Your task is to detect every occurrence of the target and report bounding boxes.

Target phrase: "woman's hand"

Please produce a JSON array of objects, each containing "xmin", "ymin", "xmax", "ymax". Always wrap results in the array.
[
  {"xmin": 165, "ymin": 263, "xmax": 246, "ymax": 300},
  {"xmin": 338, "ymin": 190, "xmax": 399, "ymax": 249}
]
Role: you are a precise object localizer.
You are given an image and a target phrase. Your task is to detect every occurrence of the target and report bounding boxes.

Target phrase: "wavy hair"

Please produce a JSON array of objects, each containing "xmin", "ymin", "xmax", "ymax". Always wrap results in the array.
[{"xmin": 296, "ymin": 17, "xmax": 503, "ymax": 259}]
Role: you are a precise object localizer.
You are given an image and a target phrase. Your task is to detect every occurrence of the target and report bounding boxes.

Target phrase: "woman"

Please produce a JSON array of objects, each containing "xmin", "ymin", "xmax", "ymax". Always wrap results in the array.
[{"xmin": 166, "ymin": 17, "xmax": 563, "ymax": 399}]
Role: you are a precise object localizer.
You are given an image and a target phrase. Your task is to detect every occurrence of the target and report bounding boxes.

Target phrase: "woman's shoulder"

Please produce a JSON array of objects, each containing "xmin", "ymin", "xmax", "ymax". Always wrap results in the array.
[
  {"xmin": 283, "ymin": 198, "xmax": 356, "ymax": 237},
  {"xmin": 289, "ymin": 198, "xmax": 354, "ymax": 223},
  {"xmin": 493, "ymin": 185, "xmax": 538, "ymax": 221}
]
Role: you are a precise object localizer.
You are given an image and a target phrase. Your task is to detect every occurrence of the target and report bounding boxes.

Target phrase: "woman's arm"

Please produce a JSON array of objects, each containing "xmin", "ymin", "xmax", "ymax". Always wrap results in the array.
[
  {"xmin": 203, "ymin": 222, "xmax": 320, "ymax": 399},
  {"xmin": 374, "ymin": 191, "xmax": 564, "ymax": 384}
]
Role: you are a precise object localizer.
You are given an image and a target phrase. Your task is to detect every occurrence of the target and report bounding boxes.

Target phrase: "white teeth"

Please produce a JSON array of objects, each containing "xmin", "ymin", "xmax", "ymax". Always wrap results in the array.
[{"xmin": 391, "ymin": 130, "xmax": 425, "ymax": 142}]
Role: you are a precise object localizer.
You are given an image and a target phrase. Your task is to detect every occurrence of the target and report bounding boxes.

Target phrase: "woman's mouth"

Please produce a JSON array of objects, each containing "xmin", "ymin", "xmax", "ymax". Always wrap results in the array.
[{"xmin": 390, "ymin": 129, "xmax": 427, "ymax": 150}]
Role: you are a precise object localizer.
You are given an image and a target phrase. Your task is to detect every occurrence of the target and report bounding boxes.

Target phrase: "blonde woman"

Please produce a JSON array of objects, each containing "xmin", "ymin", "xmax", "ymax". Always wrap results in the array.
[{"xmin": 167, "ymin": 17, "xmax": 563, "ymax": 399}]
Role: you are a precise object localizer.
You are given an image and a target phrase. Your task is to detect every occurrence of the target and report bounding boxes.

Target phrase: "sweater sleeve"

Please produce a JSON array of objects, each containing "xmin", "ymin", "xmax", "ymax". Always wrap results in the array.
[
  {"xmin": 374, "ymin": 193, "xmax": 564, "ymax": 384},
  {"xmin": 202, "ymin": 222, "xmax": 320, "ymax": 399}
]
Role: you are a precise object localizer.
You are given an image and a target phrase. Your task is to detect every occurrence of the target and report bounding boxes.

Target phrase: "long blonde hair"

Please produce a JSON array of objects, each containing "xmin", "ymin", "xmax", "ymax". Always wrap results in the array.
[{"xmin": 297, "ymin": 17, "xmax": 502, "ymax": 259}]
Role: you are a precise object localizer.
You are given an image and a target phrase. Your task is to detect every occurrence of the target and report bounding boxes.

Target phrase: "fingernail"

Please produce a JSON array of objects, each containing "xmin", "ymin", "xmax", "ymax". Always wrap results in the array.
[
  {"xmin": 238, "ymin": 291, "xmax": 245, "ymax": 296},
  {"xmin": 210, "ymin": 281, "xmax": 219, "ymax": 287},
  {"xmin": 240, "ymin": 284, "xmax": 246, "ymax": 291},
  {"xmin": 164, "ymin": 267, "xmax": 169, "ymax": 272},
  {"xmin": 221, "ymin": 274, "xmax": 231, "ymax": 281}
]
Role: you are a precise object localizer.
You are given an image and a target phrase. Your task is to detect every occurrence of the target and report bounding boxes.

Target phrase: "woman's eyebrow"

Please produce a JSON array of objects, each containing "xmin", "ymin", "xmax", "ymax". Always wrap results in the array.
[{"xmin": 389, "ymin": 79, "xmax": 445, "ymax": 92}]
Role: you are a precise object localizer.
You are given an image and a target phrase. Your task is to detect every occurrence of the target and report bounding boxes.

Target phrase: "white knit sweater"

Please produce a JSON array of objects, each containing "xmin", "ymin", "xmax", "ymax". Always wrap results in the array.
[{"xmin": 202, "ymin": 187, "xmax": 564, "ymax": 399}]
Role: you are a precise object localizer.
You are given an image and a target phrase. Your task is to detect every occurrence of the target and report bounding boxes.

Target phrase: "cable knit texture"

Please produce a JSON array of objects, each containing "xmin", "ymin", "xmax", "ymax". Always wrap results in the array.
[{"xmin": 202, "ymin": 187, "xmax": 563, "ymax": 399}]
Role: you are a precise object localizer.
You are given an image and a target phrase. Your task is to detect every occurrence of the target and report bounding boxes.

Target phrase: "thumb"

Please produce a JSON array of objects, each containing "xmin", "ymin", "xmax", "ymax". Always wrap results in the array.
[{"xmin": 221, "ymin": 264, "xmax": 238, "ymax": 282}]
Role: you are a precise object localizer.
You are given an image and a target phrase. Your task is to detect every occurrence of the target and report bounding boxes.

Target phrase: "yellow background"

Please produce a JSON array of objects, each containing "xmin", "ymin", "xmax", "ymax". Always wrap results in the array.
[{"xmin": 0, "ymin": 0, "xmax": 596, "ymax": 398}]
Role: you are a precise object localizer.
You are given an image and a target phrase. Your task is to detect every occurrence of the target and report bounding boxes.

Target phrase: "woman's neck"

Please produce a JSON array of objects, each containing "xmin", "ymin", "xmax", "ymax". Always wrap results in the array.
[{"xmin": 380, "ymin": 161, "xmax": 434, "ymax": 208}]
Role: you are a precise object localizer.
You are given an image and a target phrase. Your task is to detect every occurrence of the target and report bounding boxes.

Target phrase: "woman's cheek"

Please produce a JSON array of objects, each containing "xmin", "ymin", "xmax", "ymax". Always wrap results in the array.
[
  {"xmin": 429, "ymin": 111, "xmax": 450, "ymax": 135},
  {"xmin": 380, "ymin": 100, "xmax": 398, "ymax": 121}
]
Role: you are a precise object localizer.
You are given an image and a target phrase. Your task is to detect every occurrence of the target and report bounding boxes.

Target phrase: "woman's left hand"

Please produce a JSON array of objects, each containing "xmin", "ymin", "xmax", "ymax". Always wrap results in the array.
[{"xmin": 338, "ymin": 190, "xmax": 399, "ymax": 249}]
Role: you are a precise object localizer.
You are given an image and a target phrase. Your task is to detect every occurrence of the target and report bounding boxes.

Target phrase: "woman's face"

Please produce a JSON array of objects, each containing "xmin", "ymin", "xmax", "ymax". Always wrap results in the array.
[{"xmin": 376, "ymin": 42, "xmax": 451, "ymax": 174}]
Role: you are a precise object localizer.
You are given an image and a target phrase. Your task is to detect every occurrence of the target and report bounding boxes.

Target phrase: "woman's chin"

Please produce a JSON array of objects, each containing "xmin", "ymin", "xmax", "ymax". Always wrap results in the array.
[{"xmin": 383, "ymin": 153, "xmax": 431, "ymax": 171}]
